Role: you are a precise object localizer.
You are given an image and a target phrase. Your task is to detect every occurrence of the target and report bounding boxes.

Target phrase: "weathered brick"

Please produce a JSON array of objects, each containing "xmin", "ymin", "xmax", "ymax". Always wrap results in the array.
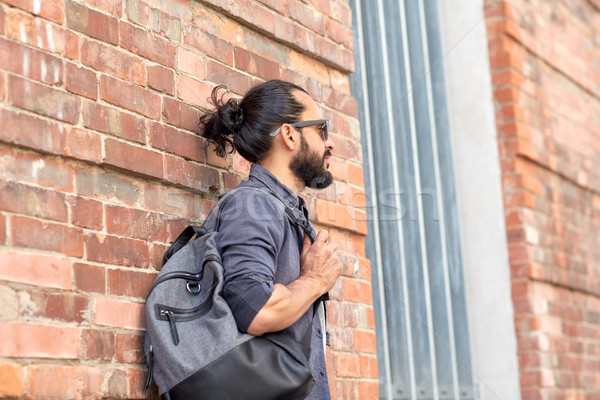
[
  {"xmin": 0, "ymin": 363, "xmax": 24, "ymax": 398},
  {"xmin": 206, "ymin": 60, "xmax": 257, "ymax": 96},
  {"xmin": 0, "ymin": 214, "xmax": 5, "ymax": 245},
  {"xmin": 0, "ymin": 249, "xmax": 71, "ymax": 290},
  {"xmin": 177, "ymin": 74, "xmax": 215, "ymax": 110},
  {"xmin": 288, "ymin": 0, "xmax": 326, "ymax": 35},
  {"xmin": 27, "ymin": 365, "xmax": 103, "ymax": 399},
  {"xmin": 334, "ymin": 353, "xmax": 360, "ymax": 377},
  {"xmin": 106, "ymin": 205, "xmax": 168, "ymax": 242},
  {"xmin": 0, "ymin": 149, "xmax": 74, "ymax": 192},
  {"xmin": 107, "ymin": 268, "xmax": 156, "ymax": 298},
  {"xmin": 104, "ymin": 138, "xmax": 164, "ymax": 180},
  {"xmin": 120, "ymin": 21, "xmax": 176, "ymax": 68},
  {"xmin": 162, "ymin": 96, "xmax": 202, "ymax": 132},
  {"xmin": 0, "ymin": 38, "xmax": 61, "ymax": 85},
  {"xmin": 177, "ymin": 47, "xmax": 204, "ymax": 80},
  {"xmin": 94, "ymin": 297, "xmax": 145, "ymax": 330},
  {"xmin": 65, "ymin": 127, "xmax": 102, "ymax": 163},
  {"xmin": 22, "ymin": 290, "xmax": 90, "ymax": 323},
  {"xmin": 100, "ymin": 75, "xmax": 161, "ymax": 119},
  {"xmin": 70, "ymin": 196, "xmax": 103, "ymax": 230},
  {"xmin": 326, "ymin": 16, "xmax": 353, "ymax": 50},
  {"xmin": 5, "ymin": 8, "xmax": 66, "ymax": 54},
  {"xmin": 115, "ymin": 333, "xmax": 145, "ymax": 363},
  {"xmin": 8, "ymin": 75, "xmax": 80, "ymax": 124},
  {"xmin": 149, "ymin": 121, "xmax": 205, "ymax": 162},
  {"xmin": 81, "ymin": 0, "xmax": 123, "ymax": 17},
  {"xmin": 125, "ymin": 0, "xmax": 150, "ymax": 27},
  {"xmin": 143, "ymin": 183, "xmax": 204, "ymax": 220},
  {"xmin": 82, "ymin": 101, "xmax": 147, "ymax": 143},
  {"xmin": 81, "ymin": 329, "xmax": 115, "ymax": 360},
  {"xmin": 0, "ymin": 181, "xmax": 68, "ymax": 222},
  {"xmin": 65, "ymin": 62, "xmax": 97, "ymax": 99},
  {"xmin": 0, "ymin": 323, "xmax": 79, "ymax": 358},
  {"xmin": 12, "ymin": 216, "xmax": 84, "ymax": 257},
  {"xmin": 81, "ymin": 38, "xmax": 146, "ymax": 86},
  {"xmin": 74, "ymin": 262, "xmax": 106, "ymax": 294},
  {"xmin": 66, "ymin": 0, "xmax": 119, "ymax": 45},
  {"xmin": 75, "ymin": 168, "xmax": 141, "ymax": 205},
  {"xmin": 85, "ymin": 233, "xmax": 150, "ymax": 268},
  {"xmin": 0, "ymin": 71, "xmax": 5, "ymax": 101},
  {"xmin": 183, "ymin": 26, "xmax": 234, "ymax": 65},
  {"xmin": 234, "ymin": 47, "xmax": 281, "ymax": 80},
  {"xmin": 164, "ymin": 154, "xmax": 220, "ymax": 193},
  {"xmin": 2, "ymin": 0, "xmax": 64, "ymax": 24},
  {"xmin": 148, "ymin": 64, "xmax": 175, "ymax": 95}
]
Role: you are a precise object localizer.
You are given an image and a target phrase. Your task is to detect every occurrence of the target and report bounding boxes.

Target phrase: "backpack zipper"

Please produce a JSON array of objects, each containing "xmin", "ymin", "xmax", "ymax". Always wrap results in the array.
[{"xmin": 156, "ymin": 300, "xmax": 213, "ymax": 346}]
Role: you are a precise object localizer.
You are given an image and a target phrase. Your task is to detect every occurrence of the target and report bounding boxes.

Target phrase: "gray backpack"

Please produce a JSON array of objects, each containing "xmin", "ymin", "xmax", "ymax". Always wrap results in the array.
[{"xmin": 144, "ymin": 187, "xmax": 320, "ymax": 400}]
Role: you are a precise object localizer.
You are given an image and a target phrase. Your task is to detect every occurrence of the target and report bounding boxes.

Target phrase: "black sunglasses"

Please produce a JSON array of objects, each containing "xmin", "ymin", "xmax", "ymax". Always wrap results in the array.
[{"xmin": 269, "ymin": 119, "xmax": 329, "ymax": 141}]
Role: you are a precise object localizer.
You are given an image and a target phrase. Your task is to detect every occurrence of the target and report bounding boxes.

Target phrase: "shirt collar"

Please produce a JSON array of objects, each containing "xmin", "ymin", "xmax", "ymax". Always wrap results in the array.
[{"xmin": 248, "ymin": 164, "xmax": 300, "ymax": 209}]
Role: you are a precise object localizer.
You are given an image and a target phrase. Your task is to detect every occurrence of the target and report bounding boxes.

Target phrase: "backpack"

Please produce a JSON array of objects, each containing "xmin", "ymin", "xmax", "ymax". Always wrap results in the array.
[{"xmin": 143, "ymin": 187, "xmax": 321, "ymax": 400}]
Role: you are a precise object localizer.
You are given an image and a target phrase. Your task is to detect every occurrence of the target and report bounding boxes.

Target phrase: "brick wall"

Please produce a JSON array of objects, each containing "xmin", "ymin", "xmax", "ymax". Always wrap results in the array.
[
  {"xmin": 486, "ymin": 0, "xmax": 600, "ymax": 399},
  {"xmin": 0, "ymin": 0, "xmax": 376, "ymax": 398}
]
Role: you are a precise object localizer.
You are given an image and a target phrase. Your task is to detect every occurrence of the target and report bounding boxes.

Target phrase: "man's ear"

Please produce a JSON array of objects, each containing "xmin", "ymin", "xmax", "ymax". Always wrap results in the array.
[{"xmin": 280, "ymin": 124, "xmax": 297, "ymax": 151}]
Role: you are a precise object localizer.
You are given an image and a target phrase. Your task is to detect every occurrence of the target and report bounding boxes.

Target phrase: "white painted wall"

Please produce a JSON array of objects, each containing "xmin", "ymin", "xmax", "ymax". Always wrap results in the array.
[{"xmin": 437, "ymin": 1, "xmax": 522, "ymax": 399}]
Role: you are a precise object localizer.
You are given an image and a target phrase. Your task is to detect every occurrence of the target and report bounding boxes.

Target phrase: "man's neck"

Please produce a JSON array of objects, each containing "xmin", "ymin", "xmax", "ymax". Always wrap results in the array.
[{"xmin": 256, "ymin": 160, "xmax": 304, "ymax": 195}]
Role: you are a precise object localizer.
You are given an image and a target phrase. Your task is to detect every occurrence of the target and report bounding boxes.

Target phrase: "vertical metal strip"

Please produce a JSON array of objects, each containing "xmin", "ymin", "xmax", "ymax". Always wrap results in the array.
[
  {"xmin": 354, "ymin": 0, "xmax": 393, "ymax": 397},
  {"xmin": 397, "ymin": 0, "xmax": 439, "ymax": 398},
  {"xmin": 417, "ymin": 1, "xmax": 460, "ymax": 398}
]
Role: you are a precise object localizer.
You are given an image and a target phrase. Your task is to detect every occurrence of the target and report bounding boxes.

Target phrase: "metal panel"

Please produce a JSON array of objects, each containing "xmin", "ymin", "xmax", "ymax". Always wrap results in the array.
[{"xmin": 349, "ymin": 0, "xmax": 476, "ymax": 399}]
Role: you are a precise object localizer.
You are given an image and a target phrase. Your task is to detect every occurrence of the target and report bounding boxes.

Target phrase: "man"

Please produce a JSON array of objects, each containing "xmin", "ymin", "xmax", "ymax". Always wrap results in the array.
[{"xmin": 199, "ymin": 79, "xmax": 343, "ymax": 399}]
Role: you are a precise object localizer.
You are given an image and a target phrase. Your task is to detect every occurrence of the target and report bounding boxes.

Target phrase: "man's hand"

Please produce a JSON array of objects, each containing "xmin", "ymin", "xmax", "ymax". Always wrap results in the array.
[{"xmin": 299, "ymin": 230, "xmax": 343, "ymax": 294}]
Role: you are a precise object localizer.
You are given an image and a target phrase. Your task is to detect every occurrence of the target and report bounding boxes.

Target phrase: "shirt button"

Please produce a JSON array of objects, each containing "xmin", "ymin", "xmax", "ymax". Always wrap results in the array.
[
  {"xmin": 320, "ymin": 370, "xmax": 325, "ymax": 376},
  {"xmin": 317, "ymin": 328, "xmax": 322, "ymax": 334}
]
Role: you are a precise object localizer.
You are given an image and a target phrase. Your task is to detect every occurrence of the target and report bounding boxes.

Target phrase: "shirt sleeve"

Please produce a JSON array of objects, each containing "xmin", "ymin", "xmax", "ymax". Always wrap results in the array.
[{"xmin": 217, "ymin": 191, "xmax": 286, "ymax": 333}]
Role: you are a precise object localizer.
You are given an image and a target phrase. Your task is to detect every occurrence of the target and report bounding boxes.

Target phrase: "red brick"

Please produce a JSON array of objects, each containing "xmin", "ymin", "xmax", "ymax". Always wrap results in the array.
[
  {"xmin": 106, "ymin": 205, "xmax": 168, "ymax": 242},
  {"xmin": 81, "ymin": 39, "xmax": 146, "ymax": 86},
  {"xmin": 75, "ymin": 168, "xmax": 141, "ymax": 205},
  {"xmin": 81, "ymin": 0, "xmax": 122, "ymax": 17},
  {"xmin": 162, "ymin": 96, "xmax": 203, "ymax": 132},
  {"xmin": 148, "ymin": 64, "xmax": 175, "ymax": 95},
  {"xmin": 104, "ymin": 138, "xmax": 164, "ymax": 180},
  {"xmin": 0, "ymin": 38, "xmax": 63, "ymax": 85},
  {"xmin": 0, "ymin": 215, "xmax": 5, "ymax": 245},
  {"xmin": 143, "ymin": 183, "xmax": 204, "ymax": 220},
  {"xmin": 0, "ymin": 181, "xmax": 68, "ymax": 221},
  {"xmin": 359, "ymin": 355, "xmax": 378, "ymax": 379},
  {"xmin": 120, "ymin": 21, "xmax": 176, "ymax": 68},
  {"xmin": 326, "ymin": 17, "xmax": 353, "ymax": 49},
  {"xmin": 334, "ymin": 353, "xmax": 360, "ymax": 377},
  {"xmin": 8, "ymin": 75, "xmax": 80, "ymax": 124},
  {"xmin": 0, "ymin": 149, "xmax": 74, "ymax": 192},
  {"xmin": 74, "ymin": 262, "xmax": 106, "ymax": 293},
  {"xmin": 23, "ymin": 290, "xmax": 90, "ymax": 323},
  {"xmin": 85, "ymin": 233, "xmax": 150, "ymax": 268},
  {"xmin": 66, "ymin": 0, "xmax": 119, "ymax": 45},
  {"xmin": 107, "ymin": 268, "xmax": 156, "ymax": 298},
  {"xmin": 358, "ymin": 381, "xmax": 378, "ymax": 400},
  {"xmin": 353, "ymin": 330, "xmax": 377, "ymax": 353},
  {"xmin": 149, "ymin": 122, "xmax": 205, "ymax": 162},
  {"xmin": 288, "ymin": 0, "xmax": 326, "ymax": 35},
  {"xmin": 125, "ymin": 0, "xmax": 150, "ymax": 27},
  {"xmin": 177, "ymin": 47, "xmax": 205, "ymax": 80},
  {"xmin": 82, "ymin": 101, "xmax": 147, "ymax": 143},
  {"xmin": 0, "ymin": 6, "xmax": 4, "ymax": 34},
  {"xmin": 27, "ymin": 365, "xmax": 103, "ymax": 399},
  {"xmin": 2, "ymin": 0, "xmax": 64, "ymax": 24},
  {"xmin": 70, "ymin": 196, "xmax": 103, "ymax": 230},
  {"xmin": 0, "ymin": 323, "xmax": 79, "ymax": 358},
  {"xmin": 12, "ymin": 216, "xmax": 84, "ymax": 257},
  {"xmin": 65, "ymin": 127, "xmax": 102, "ymax": 163},
  {"xmin": 100, "ymin": 75, "xmax": 161, "ymax": 119},
  {"xmin": 206, "ymin": 60, "xmax": 255, "ymax": 96},
  {"xmin": 94, "ymin": 297, "xmax": 145, "ymax": 330},
  {"xmin": 81, "ymin": 329, "xmax": 115, "ymax": 360},
  {"xmin": 64, "ymin": 29, "xmax": 79, "ymax": 59},
  {"xmin": 0, "ymin": 108, "xmax": 66, "ymax": 154},
  {"xmin": 0, "ymin": 363, "xmax": 24, "ymax": 398},
  {"xmin": 183, "ymin": 26, "xmax": 234, "ymax": 65},
  {"xmin": 115, "ymin": 333, "xmax": 145, "ymax": 363},
  {"xmin": 66, "ymin": 62, "xmax": 97, "ymax": 99},
  {"xmin": 234, "ymin": 47, "xmax": 281, "ymax": 80},
  {"xmin": 177, "ymin": 74, "xmax": 215, "ymax": 110},
  {"xmin": 0, "ymin": 71, "xmax": 5, "ymax": 101},
  {"xmin": 0, "ymin": 249, "xmax": 71, "ymax": 289},
  {"xmin": 224, "ymin": 0, "xmax": 276, "ymax": 35},
  {"xmin": 5, "ymin": 8, "xmax": 66, "ymax": 54},
  {"xmin": 164, "ymin": 154, "xmax": 220, "ymax": 193}
]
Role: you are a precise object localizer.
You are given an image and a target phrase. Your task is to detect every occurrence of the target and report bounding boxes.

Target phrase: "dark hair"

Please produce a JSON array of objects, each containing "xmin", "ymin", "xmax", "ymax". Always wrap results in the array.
[{"xmin": 199, "ymin": 80, "xmax": 308, "ymax": 163}]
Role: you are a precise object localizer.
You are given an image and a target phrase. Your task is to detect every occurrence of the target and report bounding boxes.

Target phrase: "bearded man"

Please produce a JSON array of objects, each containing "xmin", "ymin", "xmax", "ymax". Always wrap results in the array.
[{"xmin": 198, "ymin": 80, "xmax": 343, "ymax": 400}]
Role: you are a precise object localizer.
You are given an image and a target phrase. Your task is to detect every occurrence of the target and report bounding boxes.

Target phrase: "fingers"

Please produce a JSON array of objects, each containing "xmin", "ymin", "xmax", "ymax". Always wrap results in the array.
[{"xmin": 315, "ymin": 229, "xmax": 329, "ymax": 244}]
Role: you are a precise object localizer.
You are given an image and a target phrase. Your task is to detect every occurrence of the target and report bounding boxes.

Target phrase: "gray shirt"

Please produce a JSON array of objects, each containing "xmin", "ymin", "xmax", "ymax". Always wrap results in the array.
[{"xmin": 217, "ymin": 164, "xmax": 331, "ymax": 400}]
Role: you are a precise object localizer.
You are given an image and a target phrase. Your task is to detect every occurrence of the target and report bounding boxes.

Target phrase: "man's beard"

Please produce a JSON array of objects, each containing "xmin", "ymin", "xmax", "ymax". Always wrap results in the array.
[{"xmin": 289, "ymin": 135, "xmax": 334, "ymax": 189}]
